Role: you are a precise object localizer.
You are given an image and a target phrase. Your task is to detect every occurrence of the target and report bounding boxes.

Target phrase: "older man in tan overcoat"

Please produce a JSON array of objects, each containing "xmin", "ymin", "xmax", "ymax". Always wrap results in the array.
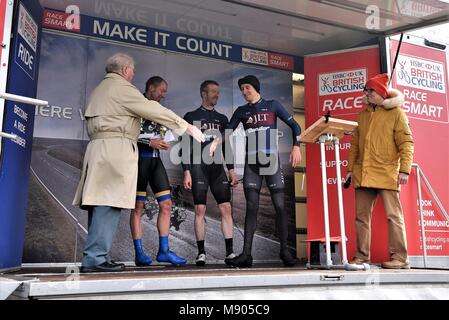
[{"xmin": 73, "ymin": 53, "xmax": 204, "ymax": 272}]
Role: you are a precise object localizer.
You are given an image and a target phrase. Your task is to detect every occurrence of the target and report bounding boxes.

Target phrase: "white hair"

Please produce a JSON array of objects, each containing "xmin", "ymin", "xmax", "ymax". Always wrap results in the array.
[{"xmin": 105, "ymin": 53, "xmax": 135, "ymax": 73}]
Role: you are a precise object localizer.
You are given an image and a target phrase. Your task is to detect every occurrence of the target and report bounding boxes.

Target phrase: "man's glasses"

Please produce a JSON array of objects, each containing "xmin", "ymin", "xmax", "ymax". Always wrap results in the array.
[{"xmin": 363, "ymin": 87, "xmax": 375, "ymax": 94}]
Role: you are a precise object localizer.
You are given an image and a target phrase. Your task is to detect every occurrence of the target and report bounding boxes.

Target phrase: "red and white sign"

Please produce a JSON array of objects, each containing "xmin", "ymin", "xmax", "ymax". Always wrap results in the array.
[
  {"xmin": 242, "ymin": 47, "xmax": 294, "ymax": 71},
  {"xmin": 18, "ymin": 3, "xmax": 38, "ymax": 51},
  {"xmin": 304, "ymin": 46, "xmax": 391, "ymax": 262},
  {"xmin": 268, "ymin": 52, "xmax": 294, "ymax": 70},
  {"xmin": 396, "ymin": 0, "xmax": 442, "ymax": 18},
  {"xmin": 392, "ymin": 42, "xmax": 448, "ymax": 124},
  {"xmin": 391, "ymin": 39, "xmax": 449, "ymax": 261},
  {"xmin": 318, "ymin": 68, "xmax": 367, "ymax": 117},
  {"xmin": 42, "ymin": 9, "xmax": 80, "ymax": 33},
  {"xmin": 242, "ymin": 47, "xmax": 267, "ymax": 66}
]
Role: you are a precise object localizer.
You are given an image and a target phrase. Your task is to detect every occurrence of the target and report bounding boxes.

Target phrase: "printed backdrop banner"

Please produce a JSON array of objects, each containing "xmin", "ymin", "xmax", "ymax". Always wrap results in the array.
[{"xmin": 24, "ymin": 29, "xmax": 297, "ymax": 264}]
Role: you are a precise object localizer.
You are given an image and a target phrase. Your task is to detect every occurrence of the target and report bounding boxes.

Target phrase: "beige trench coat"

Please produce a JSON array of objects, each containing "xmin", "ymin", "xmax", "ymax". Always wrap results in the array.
[{"xmin": 72, "ymin": 73, "xmax": 189, "ymax": 209}]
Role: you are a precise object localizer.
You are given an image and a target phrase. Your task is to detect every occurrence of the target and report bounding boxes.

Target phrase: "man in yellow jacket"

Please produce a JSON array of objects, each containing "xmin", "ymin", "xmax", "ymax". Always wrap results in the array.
[
  {"xmin": 346, "ymin": 73, "xmax": 414, "ymax": 269},
  {"xmin": 73, "ymin": 53, "xmax": 204, "ymax": 273}
]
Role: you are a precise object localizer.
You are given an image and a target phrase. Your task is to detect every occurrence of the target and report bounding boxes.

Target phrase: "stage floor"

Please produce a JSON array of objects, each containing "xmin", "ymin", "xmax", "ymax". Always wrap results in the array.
[{"xmin": 2, "ymin": 262, "xmax": 449, "ymax": 300}]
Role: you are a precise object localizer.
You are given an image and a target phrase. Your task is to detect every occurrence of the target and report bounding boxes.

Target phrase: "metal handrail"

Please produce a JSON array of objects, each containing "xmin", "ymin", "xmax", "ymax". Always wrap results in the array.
[
  {"xmin": 412, "ymin": 163, "xmax": 449, "ymax": 268},
  {"xmin": 0, "ymin": 92, "xmax": 48, "ymax": 141},
  {"xmin": 0, "ymin": 132, "xmax": 17, "ymax": 140},
  {"xmin": 0, "ymin": 92, "xmax": 48, "ymax": 106}
]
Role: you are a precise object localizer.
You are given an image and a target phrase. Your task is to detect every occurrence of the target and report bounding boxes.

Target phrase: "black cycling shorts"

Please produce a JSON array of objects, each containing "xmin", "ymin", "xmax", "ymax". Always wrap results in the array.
[
  {"xmin": 136, "ymin": 157, "xmax": 171, "ymax": 202},
  {"xmin": 243, "ymin": 159, "xmax": 285, "ymax": 192},
  {"xmin": 190, "ymin": 164, "xmax": 231, "ymax": 205}
]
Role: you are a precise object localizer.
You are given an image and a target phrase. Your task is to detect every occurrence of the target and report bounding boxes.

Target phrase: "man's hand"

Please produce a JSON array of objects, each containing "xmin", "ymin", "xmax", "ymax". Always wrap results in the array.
[
  {"xmin": 345, "ymin": 172, "xmax": 352, "ymax": 181},
  {"xmin": 186, "ymin": 124, "xmax": 205, "ymax": 143},
  {"xmin": 290, "ymin": 145, "xmax": 302, "ymax": 168},
  {"xmin": 209, "ymin": 138, "xmax": 220, "ymax": 157},
  {"xmin": 228, "ymin": 169, "xmax": 239, "ymax": 186},
  {"xmin": 149, "ymin": 138, "xmax": 169, "ymax": 150},
  {"xmin": 183, "ymin": 170, "xmax": 192, "ymax": 190},
  {"xmin": 398, "ymin": 172, "xmax": 409, "ymax": 185}
]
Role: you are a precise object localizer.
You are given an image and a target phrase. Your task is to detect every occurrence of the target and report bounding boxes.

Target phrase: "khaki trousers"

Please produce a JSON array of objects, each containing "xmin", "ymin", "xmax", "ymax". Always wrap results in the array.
[{"xmin": 354, "ymin": 188, "xmax": 408, "ymax": 263}]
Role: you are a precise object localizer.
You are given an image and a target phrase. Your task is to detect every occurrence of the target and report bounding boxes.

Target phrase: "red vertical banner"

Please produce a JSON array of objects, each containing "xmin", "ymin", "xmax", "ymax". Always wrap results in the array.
[
  {"xmin": 391, "ymin": 40, "xmax": 449, "ymax": 267},
  {"xmin": 304, "ymin": 47, "xmax": 389, "ymax": 262}
]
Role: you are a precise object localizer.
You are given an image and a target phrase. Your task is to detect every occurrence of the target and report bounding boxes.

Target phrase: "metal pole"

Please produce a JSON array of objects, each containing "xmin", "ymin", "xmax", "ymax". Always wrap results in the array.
[
  {"xmin": 0, "ymin": 92, "xmax": 48, "ymax": 106},
  {"xmin": 416, "ymin": 166, "xmax": 428, "ymax": 268},
  {"xmin": 419, "ymin": 169, "xmax": 449, "ymax": 221},
  {"xmin": 0, "ymin": 131, "xmax": 17, "ymax": 140},
  {"xmin": 319, "ymin": 134, "xmax": 332, "ymax": 267},
  {"xmin": 333, "ymin": 137, "xmax": 348, "ymax": 264}
]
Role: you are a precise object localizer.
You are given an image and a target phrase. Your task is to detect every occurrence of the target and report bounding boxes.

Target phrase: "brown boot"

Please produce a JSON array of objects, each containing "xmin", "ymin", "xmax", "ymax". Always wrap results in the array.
[
  {"xmin": 381, "ymin": 259, "xmax": 410, "ymax": 269},
  {"xmin": 350, "ymin": 257, "xmax": 369, "ymax": 265}
]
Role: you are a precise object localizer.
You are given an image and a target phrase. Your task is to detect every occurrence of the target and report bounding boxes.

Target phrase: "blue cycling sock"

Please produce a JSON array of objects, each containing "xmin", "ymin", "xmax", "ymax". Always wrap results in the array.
[
  {"xmin": 134, "ymin": 239, "xmax": 144, "ymax": 254},
  {"xmin": 159, "ymin": 236, "xmax": 169, "ymax": 253},
  {"xmin": 133, "ymin": 239, "xmax": 152, "ymax": 265}
]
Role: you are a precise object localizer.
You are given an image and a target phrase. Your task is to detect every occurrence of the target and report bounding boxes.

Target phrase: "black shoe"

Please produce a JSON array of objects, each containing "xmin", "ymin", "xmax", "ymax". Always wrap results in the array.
[
  {"xmin": 80, "ymin": 261, "xmax": 125, "ymax": 273},
  {"xmin": 225, "ymin": 253, "xmax": 253, "ymax": 268},
  {"xmin": 109, "ymin": 260, "xmax": 125, "ymax": 267},
  {"xmin": 280, "ymin": 250, "xmax": 296, "ymax": 267}
]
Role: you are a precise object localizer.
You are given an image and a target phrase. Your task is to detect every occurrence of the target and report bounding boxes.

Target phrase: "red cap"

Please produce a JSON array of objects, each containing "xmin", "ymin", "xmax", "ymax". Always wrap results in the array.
[{"xmin": 365, "ymin": 73, "xmax": 389, "ymax": 98}]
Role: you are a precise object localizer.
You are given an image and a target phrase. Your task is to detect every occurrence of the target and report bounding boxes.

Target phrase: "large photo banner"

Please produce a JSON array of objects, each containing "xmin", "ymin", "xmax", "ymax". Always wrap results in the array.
[
  {"xmin": 24, "ymin": 27, "xmax": 297, "ymax": 264},
  {"xmin": 304, "ymin": 46, "xmax": 387, "ymax": 262},
  {"xmin": 390, "ymin": 39, "xmax": 449, "ymax": 267}
]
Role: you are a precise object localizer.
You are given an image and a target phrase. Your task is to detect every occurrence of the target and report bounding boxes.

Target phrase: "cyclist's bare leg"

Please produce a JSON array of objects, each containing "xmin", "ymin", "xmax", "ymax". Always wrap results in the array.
[
  {"xmin": 131, "ymin": 200, "xmax": 152, "ymax": 265},
  {"xmin": 218, "ymin": 202, "xmax": 233, "ymax": 239},
  {"xmin": 130, "ymin": 200, "xmax": 145, "ymax": 240},
  {"xmin": 157, "ymin": 198, "xmax": 172, "ymax": 237},
  {"xmin": 156, "ymin": 198, "xmax": 187, "ymax": 265},
  {"xmin": 194, "ymin": 204, "xmax": 206, "ymax": 241}
]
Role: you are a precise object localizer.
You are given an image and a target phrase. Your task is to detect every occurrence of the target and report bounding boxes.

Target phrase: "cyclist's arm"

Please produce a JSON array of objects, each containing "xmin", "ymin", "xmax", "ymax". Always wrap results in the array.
[
  {"xmin": 222, "ymin": 115, "xmax": 234, "ymax": 170},
  {"xmin": 181, "ymin": 112, "xmax": 193, "ymax": 172},
  {"xmin": 274, "ymin": 100, "xmax": 302, "ymax": 146}
]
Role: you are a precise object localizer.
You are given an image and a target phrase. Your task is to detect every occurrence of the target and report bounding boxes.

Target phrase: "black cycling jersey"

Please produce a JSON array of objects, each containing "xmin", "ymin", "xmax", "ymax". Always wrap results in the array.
[
  {"xmin": 228, "ymin": 98, "xmax": 301, "ymax": 156},
  {"xmin": 225, "ymin": 99, "xmax": 298, "ymax": 265},
  {"xmin": 182, "ymin": 106, "xmax": 233, "ymax": 205},
  {"xmin": 182, "ymin": 106, "xmax": 234, "ymax": 171}
]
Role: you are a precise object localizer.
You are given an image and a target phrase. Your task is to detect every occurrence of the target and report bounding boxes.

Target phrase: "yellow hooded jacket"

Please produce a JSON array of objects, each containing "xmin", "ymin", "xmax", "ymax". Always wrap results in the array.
[{"xmin": 348, "ymin": 89, "xmax": 414, "ymax": 191}]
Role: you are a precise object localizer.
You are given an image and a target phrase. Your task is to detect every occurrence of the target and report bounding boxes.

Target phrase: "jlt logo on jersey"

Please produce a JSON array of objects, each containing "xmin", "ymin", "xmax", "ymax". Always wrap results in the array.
[
  {"xmin": 245, "ymin": 112, "xmax": 274, "ymax": 126},
  {"xmin": 201, "ymin": 122, "xmax": 222, "ymax": 131}
]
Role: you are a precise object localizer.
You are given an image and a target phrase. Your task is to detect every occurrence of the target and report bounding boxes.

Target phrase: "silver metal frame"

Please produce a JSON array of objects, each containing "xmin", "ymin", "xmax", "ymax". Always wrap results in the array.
[
  {"xmin": 412, "ymin": 163, "xmax": 449, "ymax": 269},
  {"xmin": 0, "ymin": 92, "xmax": 49, "ymax": 106},
  {"xmin": 309, "ymin": 133, "xmax": 369, "ymax": 271},
  {"xmin": 0, "ymin": 92, "xmax": 48, "ymax": 142}
]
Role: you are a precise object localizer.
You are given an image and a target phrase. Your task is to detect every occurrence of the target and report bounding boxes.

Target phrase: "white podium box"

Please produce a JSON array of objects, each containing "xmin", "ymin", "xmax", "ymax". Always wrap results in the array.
[{"xmin": 300, "ymin": 116, "xmax": 369, "ymax": 271}]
